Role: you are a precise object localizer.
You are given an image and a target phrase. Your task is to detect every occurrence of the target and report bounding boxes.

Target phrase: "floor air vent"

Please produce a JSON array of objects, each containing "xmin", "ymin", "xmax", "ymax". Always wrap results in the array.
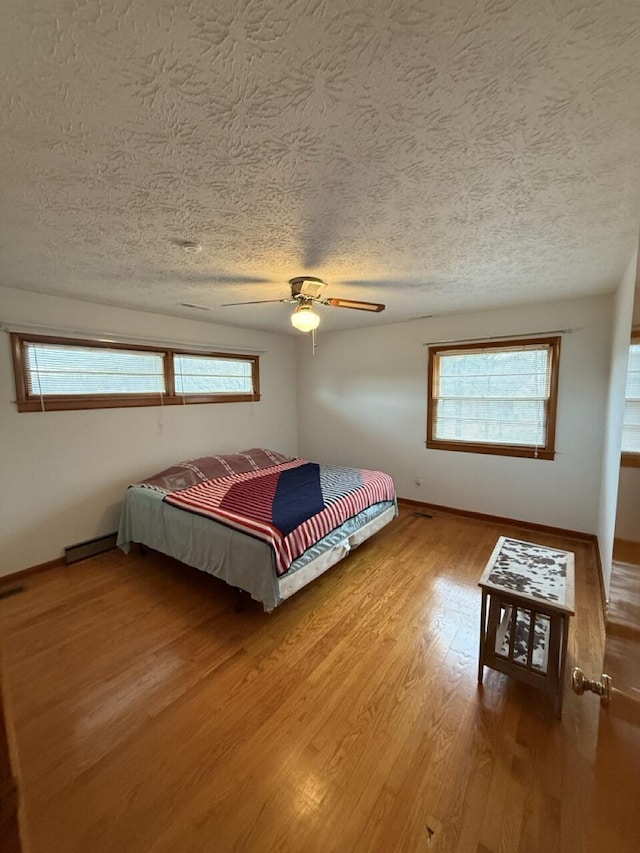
[
  {"xmin": 65, "ymin": 533, "xmax": 117, "ymax": 564},
  {"xmin": 0, "ymin": 586, "xmax": 26, "ymax": 600}
]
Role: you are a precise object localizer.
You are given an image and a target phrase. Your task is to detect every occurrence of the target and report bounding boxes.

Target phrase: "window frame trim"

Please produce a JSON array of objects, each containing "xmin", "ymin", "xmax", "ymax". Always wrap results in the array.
[
  {"xmin": 426, "ymin": 335, "xmax": 561, "ymax": 461},
  {"xmin": 621, "ymin": 327, "xmax": 640, "ymax": 468},
  {"xmin": 10, "ymin": 332, "xmax": 261, "ymax": 412}
]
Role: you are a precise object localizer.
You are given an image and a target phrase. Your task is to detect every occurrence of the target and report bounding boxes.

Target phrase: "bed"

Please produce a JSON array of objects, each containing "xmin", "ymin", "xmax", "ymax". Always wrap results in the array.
[{"xmin": 117, "ymin": 448, "xmax": 397, "ymax": 611}]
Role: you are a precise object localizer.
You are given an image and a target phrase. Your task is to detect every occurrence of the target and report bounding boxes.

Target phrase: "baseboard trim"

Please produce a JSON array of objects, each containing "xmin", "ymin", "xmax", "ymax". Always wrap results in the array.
[
  {"xmin": 1, "ymin": 505, "xmax": 608, "ymax": 614},
  {"xmin": 0, "ymin": 557, "xmax": 65, "ymax": 587},
  {"xmin": 1, "ymin": 532, "xmax": 119, "ymax": 586},
  {"xmin": 614, "ymin": 537, "xmax": 640, "ymax": 553},
  {"xmin": 398, "ymin": 497, "xmax": 609, "ymax": 615},
  {"xmin": 398, "ymin": 498, "xmax": 595, "ymax": 542}
]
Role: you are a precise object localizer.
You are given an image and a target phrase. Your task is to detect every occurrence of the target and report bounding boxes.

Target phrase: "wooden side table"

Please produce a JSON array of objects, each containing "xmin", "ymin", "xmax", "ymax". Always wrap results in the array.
[{"xmin": 478, "ymin": 536, "xmax": 575, "ymax": 718}]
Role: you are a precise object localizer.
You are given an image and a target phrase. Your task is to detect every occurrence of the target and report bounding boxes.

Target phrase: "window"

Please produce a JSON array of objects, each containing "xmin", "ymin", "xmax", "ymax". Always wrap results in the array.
[
  {"xmin": 621, "ymin": 331, "xmax": 640, "ymax": 468},
  {"xmin": 173, "ymin": 353, "xmax": 255, "ymax": 396},
  {"xmin": 427, "ymin": 336, "xmax": 561, "ymax": 460},
  {"xmin": 10, "ymin": 333, "xmax": 260, "ymax": 412}
]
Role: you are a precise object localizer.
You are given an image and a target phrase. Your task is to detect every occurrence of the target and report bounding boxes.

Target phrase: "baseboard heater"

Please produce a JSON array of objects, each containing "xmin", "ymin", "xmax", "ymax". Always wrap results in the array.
[{"xmin": 65, "ymin": 532, "xmax": 118, "ymax": 564}]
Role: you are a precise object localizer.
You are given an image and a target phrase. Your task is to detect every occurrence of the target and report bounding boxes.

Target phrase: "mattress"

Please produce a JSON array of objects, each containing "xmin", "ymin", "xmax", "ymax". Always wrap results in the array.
[{"xmin": 118, "ymin": 486, "xmax": 396, "ymax": 610}]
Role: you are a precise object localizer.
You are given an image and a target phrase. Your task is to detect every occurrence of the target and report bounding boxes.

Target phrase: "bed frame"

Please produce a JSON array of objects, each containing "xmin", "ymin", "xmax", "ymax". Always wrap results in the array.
[{"xmin": 118, "ymin": 485, "xmax": 397, "ymax": 611}]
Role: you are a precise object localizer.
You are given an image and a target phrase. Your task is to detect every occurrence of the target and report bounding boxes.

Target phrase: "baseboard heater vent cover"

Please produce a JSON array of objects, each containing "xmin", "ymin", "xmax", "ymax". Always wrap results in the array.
[{"xmin": 65, "ymin": 532, "xmax": 117, "ymax": 564}]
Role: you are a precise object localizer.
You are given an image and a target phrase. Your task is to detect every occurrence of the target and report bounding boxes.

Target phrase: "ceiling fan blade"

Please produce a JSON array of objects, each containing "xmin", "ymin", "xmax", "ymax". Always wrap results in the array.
[
  {"xmin": 221, "ymin": 299, "xmax": 292, "ymax": 307},
  {"xmin": 324, "ymin": 298, "xmax": 386, "ymax": 312}
]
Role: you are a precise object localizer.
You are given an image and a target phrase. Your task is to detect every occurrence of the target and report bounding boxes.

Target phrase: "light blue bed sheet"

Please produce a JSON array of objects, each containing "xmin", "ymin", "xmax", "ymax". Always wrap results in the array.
[{"xmin": 117, "ymin": 486, "xmax": 396, "ymax": 610}]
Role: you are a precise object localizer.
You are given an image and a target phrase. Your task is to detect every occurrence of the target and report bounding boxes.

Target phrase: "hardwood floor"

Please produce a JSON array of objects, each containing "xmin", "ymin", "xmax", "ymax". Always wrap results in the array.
[
  {"xmin": 0, "ymin": 505, "xmax": 607, "ymax": 853},
  {"xmin": 613, "ymin": 537, "xmax": 640, "ymax": 566},
  {"xmin": 1, "ymin": 668, "xmax": 24, "ymax": 853}
]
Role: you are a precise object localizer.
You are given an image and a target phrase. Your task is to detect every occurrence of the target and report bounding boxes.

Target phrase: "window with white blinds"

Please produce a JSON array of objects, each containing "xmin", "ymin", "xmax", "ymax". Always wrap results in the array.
[
  {"xmin": 25, "ymin": 342, "xmax": 165, "ymax": 396},
  {"xmin": 11, "ymin": 333, "xmax": 260, "ymax": 412},
  {"xmin": 174, "ymin": 354, "xmax": 254, "ymax": 395},
  {"xmin": 427, "ymin": 337, "xmax": 561, "ymax": 460},
  {"xmin": 622, "ymin": 340, "xmax": 640, "ymax": 459}
]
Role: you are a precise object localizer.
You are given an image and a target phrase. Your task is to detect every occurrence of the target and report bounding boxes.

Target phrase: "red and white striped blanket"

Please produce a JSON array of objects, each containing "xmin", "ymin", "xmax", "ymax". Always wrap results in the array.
[{"xmin": 162, "ymin": 457, "xmax": 395, "ymax": 575}]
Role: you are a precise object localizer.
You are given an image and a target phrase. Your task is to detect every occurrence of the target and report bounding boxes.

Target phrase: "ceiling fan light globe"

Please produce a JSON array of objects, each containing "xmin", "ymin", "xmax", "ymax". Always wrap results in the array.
[{"xmin": 291, "ymin": 304, "xmax": 320, "ymax": 332}]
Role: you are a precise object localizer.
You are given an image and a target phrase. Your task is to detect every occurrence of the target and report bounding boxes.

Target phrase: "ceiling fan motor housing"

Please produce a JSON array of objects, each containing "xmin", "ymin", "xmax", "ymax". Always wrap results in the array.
[{"xmin": 289, "ymin": 276, "xmax": 327, "ymax": 299}]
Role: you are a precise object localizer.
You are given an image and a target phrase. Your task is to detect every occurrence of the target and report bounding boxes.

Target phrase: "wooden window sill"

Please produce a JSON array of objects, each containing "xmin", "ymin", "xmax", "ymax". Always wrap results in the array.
[
  {"xmin": 16, "ymin": 394, "xmax": 260, "ymax": 412},
  {"xmin": 426, "ymin": 440, "xmax": 555, "ymax": 461}
]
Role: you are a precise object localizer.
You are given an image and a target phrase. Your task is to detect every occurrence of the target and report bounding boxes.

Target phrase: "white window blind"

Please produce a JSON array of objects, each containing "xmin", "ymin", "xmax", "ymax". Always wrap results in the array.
[
  {"xmin": 622, "ymin": 342, "xmax": 640, "ymax": 454},
  {"xmin": 25, "ymin": 342, "xmax": 165, "ymax": 396},
  {"xmin": 174, "ymin": 354, "xmax": 254, "ymax": 395},
  {"xmin": 433, "ymin": 344, "xmax": 553, "ymax": 447}
]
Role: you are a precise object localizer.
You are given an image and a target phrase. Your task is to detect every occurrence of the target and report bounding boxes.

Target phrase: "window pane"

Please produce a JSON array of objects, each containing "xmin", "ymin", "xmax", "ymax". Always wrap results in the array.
[
  {"xmin": 433, "ymin": 345, "xmax": 551, "ymax": 448},
  {"xmin": 622, "ymin": 401, "xmax": 640, "ymax": 452},
  {"xmin": 439, "ymin": 348, "xmax": 548, "ymax": 378},
  {"xmin": 25, "ymin": 343, "xmax": 165, "ymax": 396},
  {"xmin": 174, "ymin": 354, "xmax": 254, "ymax": 395},
  {"xmin": 622, "ymin": 344, "xmax": 640, "ymax": 454},
  {"xmin": 438, "ymin": 351, "xmax": 549, "ymax": 397},
  {"xmin": 439, "ymin": 373, "xmax": 548, "ymax": 399},
  {"xmin": 625, "ymin": 344, "xmax": 640, "ymax": 399},
  {"xmin": 435, "ymin": 399, "xmax": 546, "ymax": 445}
]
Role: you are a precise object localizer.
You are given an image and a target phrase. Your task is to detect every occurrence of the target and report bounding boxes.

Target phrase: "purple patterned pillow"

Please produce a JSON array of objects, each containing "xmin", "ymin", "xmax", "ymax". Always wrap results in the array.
[{"xmin": 133, "ymin": 448, "xmax": 294, "ymax": 494}]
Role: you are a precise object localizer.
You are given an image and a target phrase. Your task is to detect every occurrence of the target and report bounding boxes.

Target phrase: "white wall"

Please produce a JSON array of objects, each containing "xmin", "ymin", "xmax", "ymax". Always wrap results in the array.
[
  {"xmin": 0, "ymin": 287, "xmax": 298, "ymax": 577},
  {"xmin": 296, "ymin": 294, "xmax": 613, "ymax": 534},
  {"xmin": 598, "ymin": 248, "xmax": 638, "ymax": 591}
]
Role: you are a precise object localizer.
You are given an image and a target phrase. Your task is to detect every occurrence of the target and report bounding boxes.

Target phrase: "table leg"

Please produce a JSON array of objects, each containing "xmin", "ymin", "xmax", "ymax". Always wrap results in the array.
[
  {"xmin": 478, "ymin": 590, "xmax": 487, "ymax": 684},
  {"xmin": 556, "ymin": 614, "xmax": 570, "ymax": 719}
]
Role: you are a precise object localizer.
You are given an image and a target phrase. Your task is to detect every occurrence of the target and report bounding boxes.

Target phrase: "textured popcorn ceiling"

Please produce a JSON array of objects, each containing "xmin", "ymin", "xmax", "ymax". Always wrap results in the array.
[{"xmin": 1, "ymin": 0, "xmax": 640, "ymax": 334}]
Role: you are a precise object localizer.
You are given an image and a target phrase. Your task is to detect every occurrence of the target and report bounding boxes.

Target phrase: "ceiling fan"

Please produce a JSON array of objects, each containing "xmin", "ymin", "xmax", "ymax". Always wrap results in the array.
[{"xmin": 221, "ymin": 277, "xmax": 385, "ymax": 332}]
